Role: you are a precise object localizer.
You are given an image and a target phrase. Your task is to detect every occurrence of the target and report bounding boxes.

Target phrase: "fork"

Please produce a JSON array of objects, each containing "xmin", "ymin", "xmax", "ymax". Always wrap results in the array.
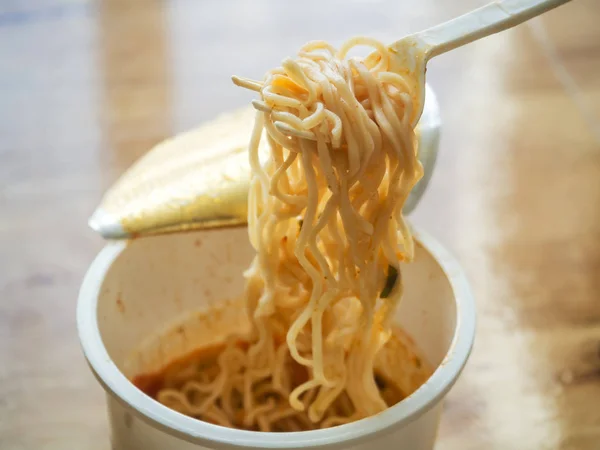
[{"xmin": 388, "ymin": 0, "xmax": 571, "ymax": 127}]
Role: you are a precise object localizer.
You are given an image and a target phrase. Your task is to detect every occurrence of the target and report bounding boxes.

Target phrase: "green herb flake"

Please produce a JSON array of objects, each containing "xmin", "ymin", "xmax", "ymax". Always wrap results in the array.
[{"xmin": 380, "ymin": 265, "xmax": 398, "ymax": 299}]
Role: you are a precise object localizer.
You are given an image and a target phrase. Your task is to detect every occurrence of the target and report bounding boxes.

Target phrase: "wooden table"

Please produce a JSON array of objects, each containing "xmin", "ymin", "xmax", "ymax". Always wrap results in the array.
[{"xmin": 1, "ymin": 0, "xmax": 598, "ymax": 448}]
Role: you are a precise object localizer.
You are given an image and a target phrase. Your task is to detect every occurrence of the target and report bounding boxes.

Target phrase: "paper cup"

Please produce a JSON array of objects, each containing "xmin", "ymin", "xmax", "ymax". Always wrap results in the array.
[{"xmin": 78, "ymin": 226, "xmax": 475, "ymax": 450}]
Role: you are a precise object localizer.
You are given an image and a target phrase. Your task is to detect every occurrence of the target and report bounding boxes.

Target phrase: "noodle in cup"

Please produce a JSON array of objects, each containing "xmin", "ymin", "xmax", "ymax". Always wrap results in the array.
[{"xmin": 78, "ymin": 225, "xmax": 475, "ymax": 450}]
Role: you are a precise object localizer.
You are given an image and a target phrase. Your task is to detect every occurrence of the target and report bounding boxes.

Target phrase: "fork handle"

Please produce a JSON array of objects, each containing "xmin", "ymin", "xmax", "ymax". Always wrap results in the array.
[{"xmin": 419, "ymin": 0, "xmax": 571, "ymax": 59}]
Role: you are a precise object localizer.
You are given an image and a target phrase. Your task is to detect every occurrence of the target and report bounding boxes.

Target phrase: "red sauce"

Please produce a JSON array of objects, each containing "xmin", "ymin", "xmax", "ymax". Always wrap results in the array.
[
  {"xmin": 131, "ymin": 327, "xmax": 426, "ymax": 418},
  {"xmin": 132, "ymin": 341, "xmax": 240, "ymax": 398},
  {"xmin": 131, "ymin": 338, "xmax": 312, "ymax": 401}
]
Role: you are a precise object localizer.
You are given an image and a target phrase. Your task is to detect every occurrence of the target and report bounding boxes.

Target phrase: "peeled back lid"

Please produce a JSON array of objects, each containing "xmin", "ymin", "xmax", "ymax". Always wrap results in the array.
[{"xmin": 89, "ymin": 85, "xmax": 441, "ymax": 240}]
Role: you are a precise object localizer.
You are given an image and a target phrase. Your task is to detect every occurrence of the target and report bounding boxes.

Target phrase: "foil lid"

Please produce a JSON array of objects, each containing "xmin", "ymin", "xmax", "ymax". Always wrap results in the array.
[{"xmin": 90, "ymin": 86, "xmax": 440, "ymax": 240}]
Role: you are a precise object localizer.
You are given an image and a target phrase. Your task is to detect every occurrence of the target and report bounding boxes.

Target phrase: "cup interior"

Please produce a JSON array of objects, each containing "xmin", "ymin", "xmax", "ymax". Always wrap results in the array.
[
  {"xmin": 80, "ymin": 226, "xmax": 474, "ymax": 448},
  {"xmin": 97, "ymin": 227, "xmax": 455, "ymax": 381}
]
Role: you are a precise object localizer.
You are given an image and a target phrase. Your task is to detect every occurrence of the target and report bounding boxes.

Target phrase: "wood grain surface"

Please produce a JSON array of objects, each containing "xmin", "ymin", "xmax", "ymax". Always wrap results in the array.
[{"xmin": 1, "ymin": 0, "xmax": 599, "ymax": 449}]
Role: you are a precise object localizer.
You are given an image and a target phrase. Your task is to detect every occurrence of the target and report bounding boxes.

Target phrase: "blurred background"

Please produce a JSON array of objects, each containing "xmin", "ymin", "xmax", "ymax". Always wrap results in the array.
[{"xmin": 0, "ymin": 0, "xmax": 599, "ymax": 449}]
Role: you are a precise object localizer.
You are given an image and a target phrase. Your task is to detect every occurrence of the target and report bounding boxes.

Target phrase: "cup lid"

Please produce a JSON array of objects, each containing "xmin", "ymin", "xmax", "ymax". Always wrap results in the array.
[{"xmin": 90, "ymin": 85, "xmax": 440, "ymax": 240}]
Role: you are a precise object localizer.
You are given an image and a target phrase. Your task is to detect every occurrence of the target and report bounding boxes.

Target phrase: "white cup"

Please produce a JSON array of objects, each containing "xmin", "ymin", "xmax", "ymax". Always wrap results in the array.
[{"xmin": 78, "ymin": 226, "xmax": 475, "ymax": 450}]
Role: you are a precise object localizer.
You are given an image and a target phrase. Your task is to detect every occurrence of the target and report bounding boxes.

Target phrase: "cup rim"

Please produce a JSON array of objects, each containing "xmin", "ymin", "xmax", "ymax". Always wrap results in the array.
[{"xmin": 77, "ymin": 226, "xmax": 476, "ymax": 449}]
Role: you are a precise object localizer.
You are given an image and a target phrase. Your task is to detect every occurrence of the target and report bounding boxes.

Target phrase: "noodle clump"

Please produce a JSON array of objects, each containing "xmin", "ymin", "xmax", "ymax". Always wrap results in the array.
[{"xmin": 155, "ymin": 37, "xmax": 423, "ymax": 431}]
